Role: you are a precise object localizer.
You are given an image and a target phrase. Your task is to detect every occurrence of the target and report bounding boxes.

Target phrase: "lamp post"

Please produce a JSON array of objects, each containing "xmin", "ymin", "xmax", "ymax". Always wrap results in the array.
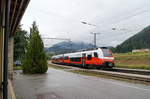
[{"xmin": 81, "ymin": 21, "xmax": 100, "ymax": 48}]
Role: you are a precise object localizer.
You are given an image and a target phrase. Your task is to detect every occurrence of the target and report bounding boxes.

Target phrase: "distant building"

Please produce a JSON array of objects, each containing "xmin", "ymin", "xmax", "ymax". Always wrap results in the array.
[{"xmin": 132, "ymin": 49, "xmax": 150, "ymax": 53}]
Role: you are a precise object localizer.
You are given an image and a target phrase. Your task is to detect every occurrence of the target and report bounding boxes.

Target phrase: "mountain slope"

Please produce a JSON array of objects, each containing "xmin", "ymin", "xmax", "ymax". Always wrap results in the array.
[
  {"xmin": 46, "ymin": 42, "xmax": 94, "ymax": 54},
  {"xmin": 114, "ymin": 25, "xmax": 150, "ymax": 52}
]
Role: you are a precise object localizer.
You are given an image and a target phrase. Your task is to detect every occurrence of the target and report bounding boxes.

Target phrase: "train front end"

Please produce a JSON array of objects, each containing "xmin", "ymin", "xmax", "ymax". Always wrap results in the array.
[{"xmin": 99, "ymin": 48, "xmax": 115, "ymax": 68}]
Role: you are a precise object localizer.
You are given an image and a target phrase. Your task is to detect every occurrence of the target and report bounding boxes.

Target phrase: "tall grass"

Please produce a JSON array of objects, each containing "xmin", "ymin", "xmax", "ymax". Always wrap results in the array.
[{"xmin": 114, "ymin": 52, "xmax": 150, "ymax": 70}]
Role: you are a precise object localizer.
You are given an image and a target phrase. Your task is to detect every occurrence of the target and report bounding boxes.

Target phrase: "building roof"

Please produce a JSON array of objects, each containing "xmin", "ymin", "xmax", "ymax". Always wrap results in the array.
[{"xmin": 9, "ymin": 0, "xmax": 30, "ymax": 36}]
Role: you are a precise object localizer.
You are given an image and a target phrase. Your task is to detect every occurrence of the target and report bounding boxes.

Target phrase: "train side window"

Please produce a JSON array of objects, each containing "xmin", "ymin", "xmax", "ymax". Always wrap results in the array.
[
  {"xmin": 70, "ymin": 57, "xmax": 81, "ymax": 62},
  {"xmin": 87, "ymin": 55, "xmax": 92, "ymax": 60},
  {"xmin": 70, "ymin": 58, "xmax": 74, "ymax": 62},
  {"xmin": 94, "ymin": 52, "xmax": 98, "ymax": 57},
  {"xmin": 76, "ymin": 57, "xmax": 81, "ymax": 62}
]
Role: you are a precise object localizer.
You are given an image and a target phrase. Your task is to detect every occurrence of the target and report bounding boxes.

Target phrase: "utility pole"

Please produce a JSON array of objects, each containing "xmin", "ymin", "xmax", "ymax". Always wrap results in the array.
[
  {"xmin": 90, "ymin": 32, "xmax": 100, "ymax": 48},
  {"xmin": 69, "ymin": 40, "xmax": 72, "ymax": 52}
]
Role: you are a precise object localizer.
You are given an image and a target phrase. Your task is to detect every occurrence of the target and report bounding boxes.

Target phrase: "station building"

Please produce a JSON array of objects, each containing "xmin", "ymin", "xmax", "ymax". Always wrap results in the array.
[{"xmin": 0, "ymin": 0, "xmax": 30, "ymax": 98}]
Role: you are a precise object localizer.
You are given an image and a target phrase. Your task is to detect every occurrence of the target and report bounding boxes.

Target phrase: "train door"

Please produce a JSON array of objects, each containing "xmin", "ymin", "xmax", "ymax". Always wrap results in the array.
[
  {"xmin": 62, "ymin": 54, "xmax": 64, "ymax": 64},
  {"xmin": 82, "ymin": 53, "xmax": 86, "ymax": 67}
]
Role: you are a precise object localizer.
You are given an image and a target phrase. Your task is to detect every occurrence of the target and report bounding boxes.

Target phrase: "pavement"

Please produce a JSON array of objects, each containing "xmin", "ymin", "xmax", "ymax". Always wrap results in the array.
[{"xmin": 13, "ymin": 68, "xmax": 150, "ymax": 99}]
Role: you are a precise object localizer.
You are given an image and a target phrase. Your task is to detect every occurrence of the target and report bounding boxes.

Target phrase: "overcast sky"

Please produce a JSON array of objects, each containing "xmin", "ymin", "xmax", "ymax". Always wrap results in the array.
[{"xmin": 21, "ymin": 0, "xmax": 150, "ymax": 47}]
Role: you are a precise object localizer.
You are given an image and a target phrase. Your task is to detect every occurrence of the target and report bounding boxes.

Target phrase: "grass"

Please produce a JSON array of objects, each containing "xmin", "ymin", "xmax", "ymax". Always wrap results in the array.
[
  {"xmin": 70, "ymin": 70, "xmax": 108, "ymax": 78},
  {"xmin": 69, "ymin": 70, "xmax": 150, "ymax": 85},
  {"xmin": 13, "ymin": 66, "xmax": 22, "ymax": 70},
  {"xmin": 114, "ymin": 51, "xmax": 150, "ymax": 70},
  {"xmin": 116, "ymin": 64, "xmax": 150, "ymax": 70}
]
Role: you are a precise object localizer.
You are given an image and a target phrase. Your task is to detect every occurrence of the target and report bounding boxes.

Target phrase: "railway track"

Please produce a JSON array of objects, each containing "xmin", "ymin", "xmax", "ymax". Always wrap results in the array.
[
  {"xmin": 112, "ymin": 68, "xmax": 150, "ymax": 75},
  {"xmin": 49, "ymin": 62, "xmax": 150, "ymax": 76},
  {"xmin": 49, "ymin": 62, "xmax": 150, "ymax": 83},
  {"xmin": 100, "ymin": 67, "xmax": 150, "ymax": 76}
]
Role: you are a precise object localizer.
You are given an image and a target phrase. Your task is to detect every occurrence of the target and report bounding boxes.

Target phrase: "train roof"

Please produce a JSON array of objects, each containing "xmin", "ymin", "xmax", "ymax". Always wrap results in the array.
[
  {"xmin": 52, "ymin": 47, "xmax": 110, "ymax": 58},
  {"xmin": 60, "ymin": 48, "xmax": 102, "ymax": 57}
]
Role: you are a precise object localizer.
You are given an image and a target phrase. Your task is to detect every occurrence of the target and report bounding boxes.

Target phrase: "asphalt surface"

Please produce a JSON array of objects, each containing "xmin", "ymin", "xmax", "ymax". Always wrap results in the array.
[{"xmin": 13, "ymin": 68, "xmax": 150, "ymax": 99}]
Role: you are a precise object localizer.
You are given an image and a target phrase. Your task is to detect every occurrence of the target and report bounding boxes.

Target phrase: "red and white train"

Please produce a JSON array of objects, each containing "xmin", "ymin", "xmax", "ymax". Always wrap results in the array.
[{"xmin": 51, "ymin": 47, "xmax": 115, "ymax": 68}]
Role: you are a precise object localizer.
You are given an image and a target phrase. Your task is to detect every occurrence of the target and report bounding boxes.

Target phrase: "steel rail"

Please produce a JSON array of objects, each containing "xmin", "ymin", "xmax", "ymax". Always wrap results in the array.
[{"xmin": 49, "ymin": 62, "xmax": 150, "ymax": 83}]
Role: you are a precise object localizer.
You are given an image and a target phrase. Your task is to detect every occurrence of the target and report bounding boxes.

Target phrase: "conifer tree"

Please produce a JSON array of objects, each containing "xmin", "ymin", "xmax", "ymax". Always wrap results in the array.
[
  {"xmin": 23, "ymin": 21, "xmax": 48, "ymax": 74},
  {"xmin": 14, "ymin": 25, "xmax": 28, "ymax": 61}
]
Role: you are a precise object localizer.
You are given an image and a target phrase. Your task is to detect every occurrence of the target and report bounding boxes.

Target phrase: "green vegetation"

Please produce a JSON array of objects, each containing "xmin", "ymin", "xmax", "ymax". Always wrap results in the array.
[
  {"xmin": 23, "ymin": 21, "xmax": 48, "ymax": 74},
  {"xmin": 14, "ymin": 25, "xmax": 28, "ymax": 61},
  {"xmin": 113, "ymin": 25, "xmax": 150, "ymax": 53},
  {"xmin": 70, "ymin": 70, "xmax": 150, "ymax": 85},
  {"xmin": 46, "ymin": 52, "xmax": 54, "ymax": 60},
  {"xmin": 115, "ymin": 52, "xmax": 150, "ymax": 69},
  {"xmin": 13, "ymin": 66, "xmax": 22, "ymax": 70}
]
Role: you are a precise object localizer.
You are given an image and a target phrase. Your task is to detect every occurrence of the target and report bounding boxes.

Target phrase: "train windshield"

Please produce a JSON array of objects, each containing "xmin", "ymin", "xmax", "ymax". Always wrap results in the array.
[{"xmin": 102, "ymin": 48, "xmax": 112, "ymax": 57}]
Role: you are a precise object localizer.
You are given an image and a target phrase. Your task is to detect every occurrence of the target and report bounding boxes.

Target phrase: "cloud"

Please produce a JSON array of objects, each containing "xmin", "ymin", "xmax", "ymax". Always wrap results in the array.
[{"xmin": 21, "ymin": 0, "xmax": 150, "ymax": 47}]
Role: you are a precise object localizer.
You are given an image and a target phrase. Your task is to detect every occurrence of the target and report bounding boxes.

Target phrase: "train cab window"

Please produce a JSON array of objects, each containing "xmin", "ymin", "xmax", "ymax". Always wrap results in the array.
[
  {"xmin": 94, "ymin": 52, "xmax": 98, "ymax": 57},
  {"xmin": 102, "ymin": 49, "xmax": 112, "ymax": 57},
  {"xmin": 87, "ymin": 55, "xmax": 92, "ymax": 60}
]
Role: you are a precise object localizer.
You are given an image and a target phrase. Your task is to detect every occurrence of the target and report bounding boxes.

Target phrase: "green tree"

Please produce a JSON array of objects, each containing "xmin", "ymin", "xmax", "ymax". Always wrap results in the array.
[
  {"xmin": 23, "ymin": 21, "xmax": 48, "ymax": 74},
  {"xmin": 14, "ymin": 25, "xmax": 28, "ymax": 61},
  {"xmin": 29, "ymin": 21, "xmax": 37, "ymax": 39}
]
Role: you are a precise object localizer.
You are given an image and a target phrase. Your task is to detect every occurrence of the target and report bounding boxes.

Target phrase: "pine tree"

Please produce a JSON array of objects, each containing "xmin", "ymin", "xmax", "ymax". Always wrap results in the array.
[
  {"xmin": 14, "ymin": 25, "xmax": 28, "ymax": 61},
  {"xmin": 23, "ymin": 21, "xmax": 48, "ymax": 74}
]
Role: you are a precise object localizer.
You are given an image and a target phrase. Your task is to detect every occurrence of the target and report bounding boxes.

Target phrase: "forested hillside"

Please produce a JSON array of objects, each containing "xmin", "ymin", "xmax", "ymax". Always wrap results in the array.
[
  {"xmin": 114, "ymin": 25, "xmax": 150, "ymax": 53},
  {"xmin": 46, "ymin": 42, "xmax": 94, "ymax": 54}
]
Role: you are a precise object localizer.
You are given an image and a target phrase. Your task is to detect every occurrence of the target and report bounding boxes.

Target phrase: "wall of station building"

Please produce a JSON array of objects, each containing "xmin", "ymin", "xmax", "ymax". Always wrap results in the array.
[
  {"xmin": 0, "ymin": 24, "xmax": 4, "ymax": 99},
  {"xmin": 8, "ymin": 37, "xmax": 14, "ymax": 81},
  {"xmin": 0, "ymin": 0, "xmax": 30, "ymax": 98},
  {"xmin": 0, "ymin": 0, "xmax": 14, "ymax": 98},
  {"xmin": 0, "ymin": 0, "xmax": 5, "ymax": 98}
]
